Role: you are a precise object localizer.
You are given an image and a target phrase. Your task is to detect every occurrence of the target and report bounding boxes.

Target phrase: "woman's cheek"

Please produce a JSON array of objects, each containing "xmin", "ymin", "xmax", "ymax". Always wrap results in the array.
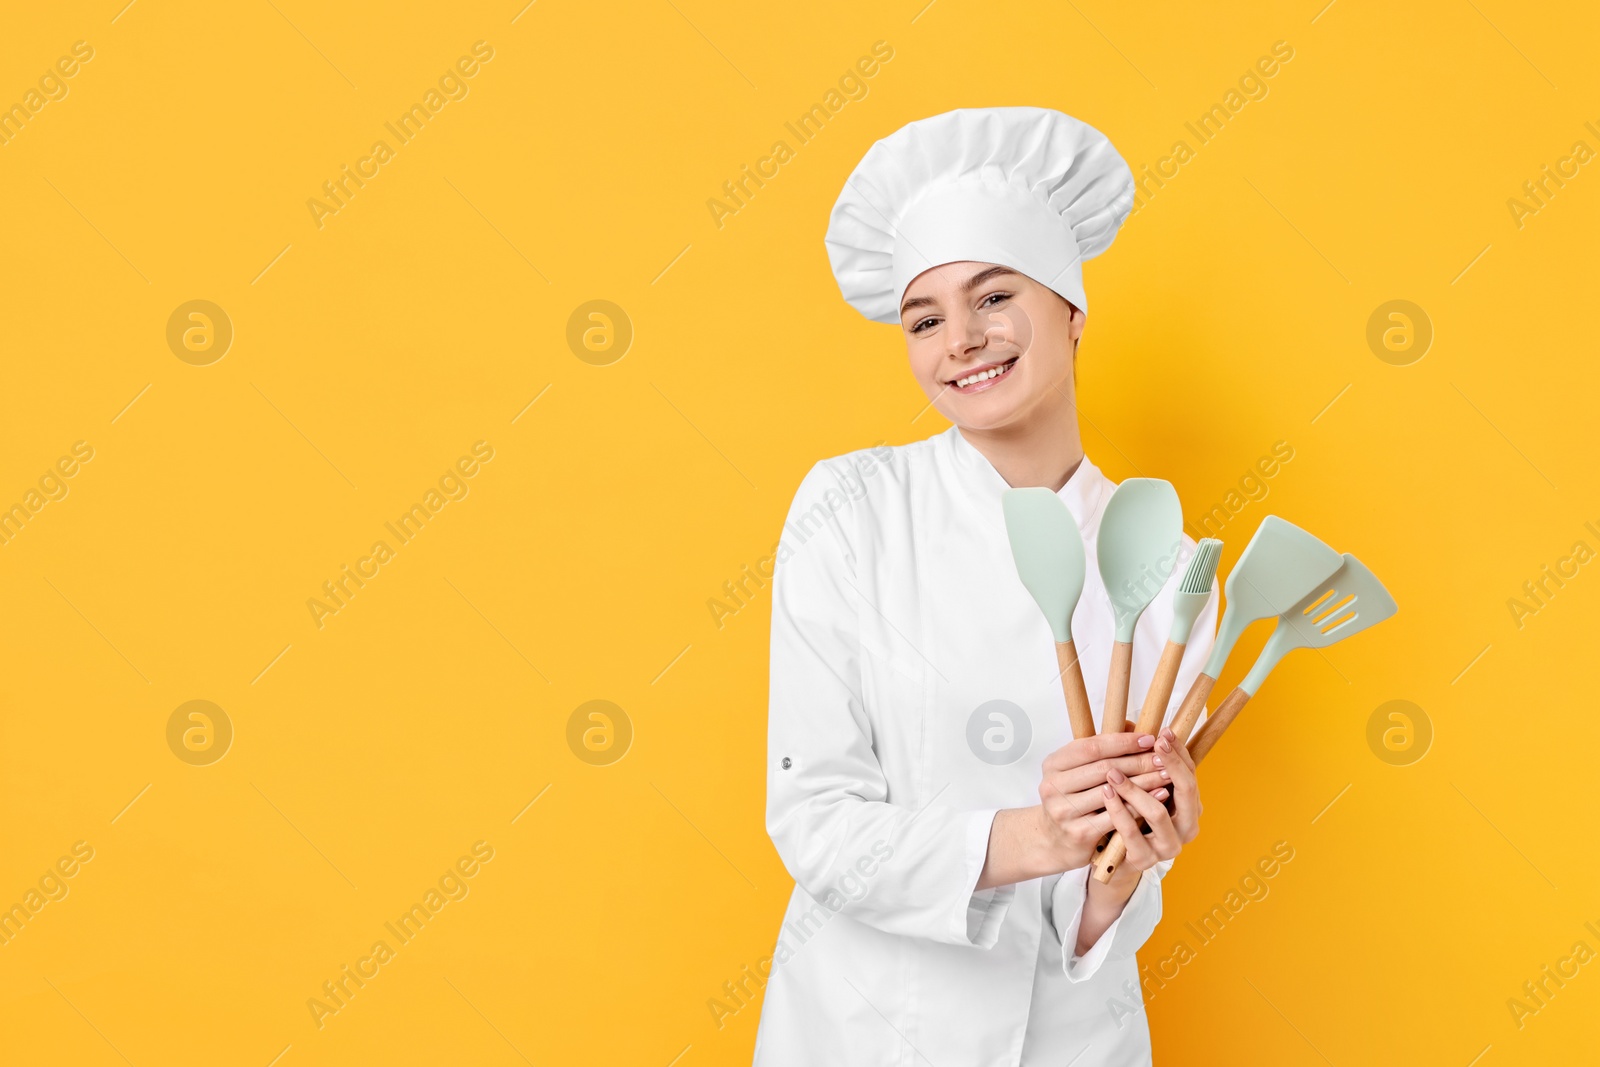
[{"xmin": 907, "ymin": 348, "xmax": 944, "ymax": 395}]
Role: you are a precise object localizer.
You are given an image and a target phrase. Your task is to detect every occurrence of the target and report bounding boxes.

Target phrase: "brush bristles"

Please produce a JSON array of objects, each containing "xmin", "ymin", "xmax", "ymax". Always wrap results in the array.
[{"xmin": 1179, "ymin": 539, "xmax": 1222, "ymax": 594}]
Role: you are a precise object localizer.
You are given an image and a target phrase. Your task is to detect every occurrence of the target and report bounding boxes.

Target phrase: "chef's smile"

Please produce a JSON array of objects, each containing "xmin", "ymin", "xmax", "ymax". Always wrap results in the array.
[{"xmin": 947, "ymin": 355, "xmax": 1020, "ymax": 394}]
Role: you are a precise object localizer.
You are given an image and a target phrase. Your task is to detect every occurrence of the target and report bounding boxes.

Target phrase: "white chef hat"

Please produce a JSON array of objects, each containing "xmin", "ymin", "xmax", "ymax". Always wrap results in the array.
[{"xmin": 825, "ymin": 107, "xmax": 1135, "ymax": 323}]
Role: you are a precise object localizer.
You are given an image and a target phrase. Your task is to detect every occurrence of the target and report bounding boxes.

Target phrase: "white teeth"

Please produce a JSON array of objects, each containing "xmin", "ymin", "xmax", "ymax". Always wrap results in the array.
[{"xmin": 955, "ymin": 362, "xmax": 1013, "ymax": 388}]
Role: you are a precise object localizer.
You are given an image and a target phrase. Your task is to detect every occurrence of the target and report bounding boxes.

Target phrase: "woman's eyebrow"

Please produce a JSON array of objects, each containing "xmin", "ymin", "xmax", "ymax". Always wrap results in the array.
[
  {"xmin": 900, "ymin": 266, "xmax": 1020, "ymax": 315},
  {"xmin": 962, "ymin": 265, "xmax": 1019, "ymax": 290}
]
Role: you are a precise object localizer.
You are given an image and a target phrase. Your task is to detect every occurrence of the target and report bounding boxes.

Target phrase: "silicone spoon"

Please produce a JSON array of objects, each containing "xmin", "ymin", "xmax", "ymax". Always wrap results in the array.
[
  {"xmin": 1187, "ymin": 554, "xmax": 1397, "ymax": 761},
  {"xmin": 1091, "ymin": 515, "xmax": 1341, "ymax": 882},
  {"xmin": 1096, "ymin": 479, "xmax": 1183, "ymax": 733},
  {"xmin": 1002, "ymin": 488, "xmax": 1095, "ymax": 739}
]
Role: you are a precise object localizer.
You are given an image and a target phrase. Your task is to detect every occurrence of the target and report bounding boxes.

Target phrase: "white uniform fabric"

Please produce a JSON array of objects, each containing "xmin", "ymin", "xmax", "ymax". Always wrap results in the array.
[
  {"xmin": 824, "ymin": 107, "xmax": 1135, "ymax": 323},
  {"xmin": 755, "ymin": 426, "xmax": 1217, "ymax": 1067}
]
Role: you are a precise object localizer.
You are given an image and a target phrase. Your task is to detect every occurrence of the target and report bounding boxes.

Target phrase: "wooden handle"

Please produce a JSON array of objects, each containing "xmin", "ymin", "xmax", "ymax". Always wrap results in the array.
[
  {"xmin": 1056, "ymin": 640, "xmax": 1096, "ymax": 740},
  {"xmin": 1101, "ymin": 641, "xmax": 1133, "ymax": 733},
  {"xmin": 1165, "ymin": 671, "xmax": 1217, "ymax": 748},
  {"xmin": 1132, "ymin": 639, "xmax": 1186, "ymax": 736},
  {"xmin": 1091, "ymin": 672, "xmax": 1218, "ymax": 883},
  {"xmin": 1088, "ymin": 639, "xmax": 1187, "ymax": 858},
  {"xmin": 1187, "ymin": 686, "xmax": 1253, "ymax": 764}
]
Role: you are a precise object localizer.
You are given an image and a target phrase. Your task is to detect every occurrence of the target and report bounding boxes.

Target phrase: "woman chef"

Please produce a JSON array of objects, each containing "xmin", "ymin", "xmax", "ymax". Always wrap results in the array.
[{"xmin": 753, "ymin": 108, "xmax": 1219, "ymax": 1066}]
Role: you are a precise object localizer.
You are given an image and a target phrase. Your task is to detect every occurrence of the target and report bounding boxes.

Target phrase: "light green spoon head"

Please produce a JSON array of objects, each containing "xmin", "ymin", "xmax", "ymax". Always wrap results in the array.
[
  {"xmin": 1097, "ymin": 478, "xmax": 1184, "ymax": 642},
  {"xmin": 1002, "ymin": 487, "xmax": 1086, "ymax": 644},
  {"xmin": 1204, "ymin": 514, "xmax": 1343, "ymax": 677}
]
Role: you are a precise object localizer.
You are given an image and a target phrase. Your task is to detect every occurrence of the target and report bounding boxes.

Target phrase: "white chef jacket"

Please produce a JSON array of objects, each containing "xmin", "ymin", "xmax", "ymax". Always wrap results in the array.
[{"xmin": 754, "ymin": 426, "xmax": 1218, "ymax": 1067}]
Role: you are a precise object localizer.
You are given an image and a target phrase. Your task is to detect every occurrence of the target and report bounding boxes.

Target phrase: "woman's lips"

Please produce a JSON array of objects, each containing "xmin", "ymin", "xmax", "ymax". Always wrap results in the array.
[{"xmin": 948, "ymin": 357, "xmax": 1019, "ymax": 395}]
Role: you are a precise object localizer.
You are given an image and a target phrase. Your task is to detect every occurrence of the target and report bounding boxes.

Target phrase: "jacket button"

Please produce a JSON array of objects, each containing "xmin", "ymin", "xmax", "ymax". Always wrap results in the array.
[{"xmin": 781, "ymin": 757, "xmax": 792, "ymax": 769}]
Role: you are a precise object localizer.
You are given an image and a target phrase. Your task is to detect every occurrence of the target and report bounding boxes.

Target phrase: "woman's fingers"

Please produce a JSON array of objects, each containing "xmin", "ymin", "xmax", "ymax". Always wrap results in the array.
[
  {"xmin": 1158, "ymin": 729, "xmax": 1202, "ymax": 842},
  {"xmin": 1109, "ymin": 770, "xmax": 1181, "ymax": 858},
  {"xmin": 1038, "ymin": 778, "xmax": 1117, "ymax": 856},
  {"xmin": 1043, "ymin": 752, "xmax": 1162, "ymax": 795},
  {"xmin": 1041, "ymin": 731, "xmax": 1155, "ymax": 773},
  {"xmin": 1039, "ymin": 774, "xmax": 1114, "ymax": 828},
  {"xmin": 1049, "ymin": 772, "xmax": 1165, "ymax": 818},
  {"xmin": 1170, "ymin": 726, "xmax": 1198, "ymax": 771},
  {"xmin": 1038, "ymin": 775, "xmax": 1098, "ymax": 824},
  {"xmin": 1038, "ymin": 731, "xmax": 1194, "ymax": 867},
  {"xmin": 1101, "ymin": 782, "xmax": 1158, "ymax": 868}
]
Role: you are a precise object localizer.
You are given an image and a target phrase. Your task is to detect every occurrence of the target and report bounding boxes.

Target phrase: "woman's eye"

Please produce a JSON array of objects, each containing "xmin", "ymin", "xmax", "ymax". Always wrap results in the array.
[
  {"xmin": 910, "ymin": 317, "xmax": 938, "ymax": 334},
  {"xmin": 980, "ymin": 291, "xmax": 1012, "ymax": 308}
]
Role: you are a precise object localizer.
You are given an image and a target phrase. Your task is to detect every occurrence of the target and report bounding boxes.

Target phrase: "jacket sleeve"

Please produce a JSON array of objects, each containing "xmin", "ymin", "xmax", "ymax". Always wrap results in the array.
[
  {"xmin": 1049, "ymin": 578, "xmax": 1220, "ymax": 981},
  {"xmin": 1052, "ymin": 859, "xmax": 1172, "ymax": 981},
  {"xmin": 766, "ymin": 460, "xmax": 1014, "ymax": 947}
]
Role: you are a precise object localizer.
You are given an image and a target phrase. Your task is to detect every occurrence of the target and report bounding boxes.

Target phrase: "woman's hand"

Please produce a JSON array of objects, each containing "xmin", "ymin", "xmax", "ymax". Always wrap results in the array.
[
  {"xmin": 1035, "ymin": 731, "xmax": 1170, "ymax": 871},
  {"xmin": 1073, "ymin": 727, "xmax": 1200, "ymax": 951},
  {"xmin": 975, "ymin": 730, "xmax": 1188, "ymax": 892},
  {"xmin": 1100, "ymin": 726, "xmax": 1201, "ymax": 874}
]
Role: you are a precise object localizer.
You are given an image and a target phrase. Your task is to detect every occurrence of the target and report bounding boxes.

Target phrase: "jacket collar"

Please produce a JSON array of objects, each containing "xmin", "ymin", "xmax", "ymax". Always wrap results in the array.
[{"xmin": 942, "ymin": 425, "xmax": 1112, "ymax": 532}]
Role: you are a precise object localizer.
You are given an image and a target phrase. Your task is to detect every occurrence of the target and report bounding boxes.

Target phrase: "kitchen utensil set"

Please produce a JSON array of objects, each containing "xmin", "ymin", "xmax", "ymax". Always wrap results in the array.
[{"xmin": 1000, "ymin": 486, "xmax": 1397, "ymax": 885}]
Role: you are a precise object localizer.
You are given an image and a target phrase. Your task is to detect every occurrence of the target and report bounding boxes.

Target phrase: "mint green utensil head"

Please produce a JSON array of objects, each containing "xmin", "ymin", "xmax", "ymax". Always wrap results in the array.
[
  {"xmin": 1098, "ymin": 478, "xmax": 1183, "ymax": 643},
  {"xmin": 1240, "ymin": 554, "xmax": 1398, "ymax": 694},
  {"xmin": 1002, "ymin": 487, "xmax": 1086, "ymax": 644},
  {"xmin": 1170, "ymin": 538, "xmax": 1222, "ymax": 644},
  {"xmin": 1203, "ymin": 515, "xmax": 1342, "ymax": 677}
]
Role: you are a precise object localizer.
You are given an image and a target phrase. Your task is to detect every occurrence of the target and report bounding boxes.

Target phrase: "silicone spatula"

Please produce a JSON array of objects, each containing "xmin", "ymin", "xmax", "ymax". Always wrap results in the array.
[
  {"xmin": 1003, "ymin": 488, "xmax": 1095, "ymax": 739},
  {"xmin": 1187, "ymin": 554, "xmax": 1397, "ymax": 762},
  {"xmin": 1096, "ymin": 479, "xmax": 1183, "ymax": 733},
  {"xmin": 1091, "ymin": 515, "xmax": 1342, "ymax": 882}
]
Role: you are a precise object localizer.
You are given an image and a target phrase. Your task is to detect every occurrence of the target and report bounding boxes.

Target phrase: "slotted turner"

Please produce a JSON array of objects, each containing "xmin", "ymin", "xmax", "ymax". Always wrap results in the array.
[
  {"xmin": 1187, "ymin": 553, "xmax": 1397, "ymax": 761},
  {"xmin": 1092, "ymin": 515, "xmax": 1342, "ymax": 882},
  {"xmin": 1003, "ymin": 488, "xmax": 1096, "ymax": 739},
  {"xmin": 1097, "ymin": 479, "xmax": 1184, "ymax": 733}
]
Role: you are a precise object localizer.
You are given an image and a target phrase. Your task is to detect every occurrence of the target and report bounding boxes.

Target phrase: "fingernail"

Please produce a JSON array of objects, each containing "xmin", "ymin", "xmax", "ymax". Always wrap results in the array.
[
  {"xmin": 1107, "ymin": 769, "xmax": 1126, "ymax": 784},
  {"xmin": 1103, "ymin": 783, "xmax": 1114, "ymax": 798},
  {"xmin": 1154, "ymin": 789, "xmax": 1169, "ymax": 801},
  {"xmin": 1160, "ymin": 769, "xmax": 1170, "ymax": 780},
  {"xmin": 1152, "ymin": 754, "xmax": 1164, "ymax": 767},
  {"xmin": 1162, "ymin": 728, "xmax": 1175, "ymax": 741},
  {"xmin": 1157, "ymin": 737, "xmax": 1171, "ymax": 752},
  {"xmin": 1137, "ymin": 734, "xmax": 1156, "ymax": 748}
]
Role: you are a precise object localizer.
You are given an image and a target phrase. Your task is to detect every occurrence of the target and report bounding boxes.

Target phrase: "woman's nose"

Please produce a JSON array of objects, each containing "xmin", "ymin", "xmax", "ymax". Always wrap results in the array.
[{"xmin": 946, "ymin": 310, "xmax": 989, "ymax": 358}]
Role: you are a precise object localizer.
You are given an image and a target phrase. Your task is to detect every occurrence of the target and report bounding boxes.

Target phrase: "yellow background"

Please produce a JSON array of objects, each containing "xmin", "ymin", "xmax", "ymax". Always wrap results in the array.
[{"xmin": 1, "ymin": 1, "xmax": 1596, "ymax": 1063}]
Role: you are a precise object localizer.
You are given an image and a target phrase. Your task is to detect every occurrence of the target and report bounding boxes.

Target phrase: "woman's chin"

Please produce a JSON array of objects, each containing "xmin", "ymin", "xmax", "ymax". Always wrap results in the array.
[{"xmin": 940, "ymin": 397, "xmax": 1030, "ymax": 432}]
